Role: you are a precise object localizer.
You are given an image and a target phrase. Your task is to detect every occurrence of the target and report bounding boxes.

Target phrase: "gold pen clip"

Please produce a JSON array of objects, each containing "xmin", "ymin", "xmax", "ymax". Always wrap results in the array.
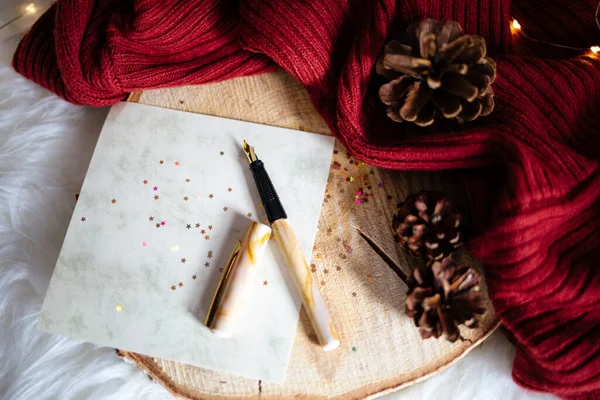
[{"xmin": 205, "ymin": 240, "xmax": 242, "ymax": 328}]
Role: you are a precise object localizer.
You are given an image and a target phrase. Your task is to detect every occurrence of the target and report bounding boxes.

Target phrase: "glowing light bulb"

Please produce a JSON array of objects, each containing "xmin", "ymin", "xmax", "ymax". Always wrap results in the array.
[
  {"xmin": 25, "ymin": 3, "xmax": 36, "ymax": 13},
  {"xmin": 591, "ymin": 46, "xmax": 600, "ymax": 54},
  {"xmin": 511, "ymin": 20, "xmax": 521, "ymax": 30}
]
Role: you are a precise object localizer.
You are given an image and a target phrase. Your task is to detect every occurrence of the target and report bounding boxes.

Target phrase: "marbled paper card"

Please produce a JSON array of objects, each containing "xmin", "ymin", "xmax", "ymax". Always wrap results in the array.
[{"xmin": 39, "ymin": 102, "xmax": 334, "ymax": 382}]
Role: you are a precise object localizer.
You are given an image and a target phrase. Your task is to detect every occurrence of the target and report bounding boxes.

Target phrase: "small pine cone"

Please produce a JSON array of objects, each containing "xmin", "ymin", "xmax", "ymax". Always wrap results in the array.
[
  {"xmin": 405, "ymin": 258, "xmax": 486, "ymax": 342},
  {"xmin": 392, "ymin": 191, "xmax": 463, "ymax": 260},
  {"xmin": 377, "ymin": 19, "xmax": 496, "ymax": 126}
]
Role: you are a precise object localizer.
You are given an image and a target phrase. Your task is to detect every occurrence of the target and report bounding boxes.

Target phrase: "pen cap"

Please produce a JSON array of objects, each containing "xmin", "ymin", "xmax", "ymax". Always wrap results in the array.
[{"xmin": 205, "ymin": 221, "xmax": 272, "ymax": 337}]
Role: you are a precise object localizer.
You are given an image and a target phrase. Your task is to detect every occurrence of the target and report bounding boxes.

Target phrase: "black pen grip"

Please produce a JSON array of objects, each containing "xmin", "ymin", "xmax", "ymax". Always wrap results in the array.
[{"xmin": 249, "ymin": 160, "xmax": 287, "ymax": 223}]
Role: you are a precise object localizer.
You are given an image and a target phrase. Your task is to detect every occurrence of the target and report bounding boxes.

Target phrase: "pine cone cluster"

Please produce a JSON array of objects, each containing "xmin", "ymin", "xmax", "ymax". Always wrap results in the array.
[
  {"xmin": 377, "ymin": 19, "xmax": 496, "ymax": 126},
  {"xmin": 392, "ymin": 191, "xmax": 463, "ymax": 260},
  {"xmin": 392, "ymin": 191, "xmax": 486, "ymax": 342},
  {"xmin": 405, "ymin": 258, "xmax": 486, "ymax": 341}
]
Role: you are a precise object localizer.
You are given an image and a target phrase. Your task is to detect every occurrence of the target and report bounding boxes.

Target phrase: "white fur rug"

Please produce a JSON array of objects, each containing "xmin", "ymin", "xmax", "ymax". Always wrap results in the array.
[{"xmin": 0, "ymin": 23, "xmax": 555, "ymax": 400}]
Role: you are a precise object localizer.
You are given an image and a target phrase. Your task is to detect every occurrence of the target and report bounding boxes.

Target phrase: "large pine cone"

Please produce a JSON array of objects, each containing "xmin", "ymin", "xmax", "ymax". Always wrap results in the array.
[
  {"xmin": 405, "ymin": 258, "xmax": 486, "ymax": 341},
  {"xmin": 377, "ymin": 20, "xmax": 496, "ymax": 126},
  {"xmin": 392, "ymin": 191, "xmax": 463, "ymax": 260}
]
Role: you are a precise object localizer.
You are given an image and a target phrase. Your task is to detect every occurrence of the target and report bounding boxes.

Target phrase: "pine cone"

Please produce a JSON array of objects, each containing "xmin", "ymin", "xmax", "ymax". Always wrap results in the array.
[
  {"xmin": 377, "ymin": 20, "xmax": 496, "ymax": 126},
  {"xmin": 405, "ymin": 258, "xmax": 486, "ymax": 341},
  {"xmin": 392, "ymin": 191, "xmax": 463, "ymax": 260}
]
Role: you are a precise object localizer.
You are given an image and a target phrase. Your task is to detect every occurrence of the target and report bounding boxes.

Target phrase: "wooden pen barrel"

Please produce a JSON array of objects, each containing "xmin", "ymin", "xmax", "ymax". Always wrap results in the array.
[{"xmin": 271, "ymin": 219, "xmax": 340, "ymax": 351}]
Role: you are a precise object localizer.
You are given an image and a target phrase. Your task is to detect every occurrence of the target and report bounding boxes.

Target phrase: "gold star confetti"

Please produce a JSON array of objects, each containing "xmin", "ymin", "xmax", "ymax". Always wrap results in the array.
[
  {"xmin": 263, "ymin": 280, "xmax": 269, "ymax": 286},
  {"xmin": 204, "ymin": 235, "xmax": 210, "ymax": 240},
  {"xmin": 324, "ymin": 268, "xmax": 329, "ymax": 274},
  {"xmin": 183, "ymin": 196, "xmax": 189, "ymax": 201},
  {"xmin": 81, "ymin": 217, "xmax": 86, "ymax": 222},
  {"xmin": 186, "ymin": 224, "xmax": 191, "ymax": 229},
  {"xmin": 208, "ymin": 250, "xmax": 213, "ymax": 258},
  {"xmin": 159, "ymin": 160, "xmax": 164, "ymax": 164},
  {"xmin": 201, "ymin": 229, "xmax": 206, "ymax": 234},
  {"xmin": 310, "ymin": 264, "xmax": 317, "ymax": 272},
  {"xmin": 220, "ymin": 151, "xmax": 224, "ymax": 156},
  {"xmin": 185, "ymin": 178, "xmax": 191, "ymax": 183},
  {"xmin": 321, "ymin": 280, "xmax": 326, "ymax": 286},
  {"xmin": 181, "ymin": 258, "xmax": 186, "ymax": 263},
  {"xmin": 205, "ymin": 262, "xmax": 210, "ymax": 267},
  {"xmin": 116, "ymin": 305, "xmax": 122, "ymax": 312},
  {"xmin": 336, "ymin": 266, "xmax": 342, "ymax": 271},
  {"xmin": 155, "ymin": 223, "xmax": 160, "ymax": 228},
  {"xmin": 174, "ymin": 161, "xmax": 180, "ymax": 166},
  {"xmin": 352, "ymin": 292, "xmax": 357, "ymax": 297},
  {"xmin": 316, "ymin": 253, "xmax": 322, "ymax": 259},
  {"xmin": 171, "ymin": 285, "xmax": 176, "ymax": 291},
  {"xmin": 367, "ymin": 274, "xmax": 373, "ymax": 280},
  {"xmin": 111, "ymin": 199, "xmax": 117, "ymax": 204},
  {"xmin": 143, "ymin": 180, "xmax": 148, "ymax": 184},
  {"xmin": 178, "ymin": 282, "xmax": 183, "ymax": 287},
  {"xmin": 208, "ymin": 194, "xmax": 214, "ymax": 199},
  {"xmin": 154, "ymin": 195, "xmax": 159, "ymax": 200},
  {"xmin": 223, "ymin": 207, "xmax": 228, "ymax": 212},
  {"xmin": 192, "ymin": 275, "xmax": 197, "ymax": 280},
  {"xmin": 208, "ymin": 225, "xmax": 213, "ymax": 230},
  {"xmin": 195, "ymin": 223, "xmax": 200, "ymax": 228},
  {"xmin": 247, "ymin": 212, "xmax": 253, "ymax": 218},
  {"xmin": 227, "ymin": 187, "xmax": 232, "ymax": 192}
]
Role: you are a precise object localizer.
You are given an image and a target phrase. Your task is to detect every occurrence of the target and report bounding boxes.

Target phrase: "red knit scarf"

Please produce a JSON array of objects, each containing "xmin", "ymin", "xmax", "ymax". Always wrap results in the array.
[{"xmin": 13, "ymin": 0, "xmax": 600, "ymax": 398}]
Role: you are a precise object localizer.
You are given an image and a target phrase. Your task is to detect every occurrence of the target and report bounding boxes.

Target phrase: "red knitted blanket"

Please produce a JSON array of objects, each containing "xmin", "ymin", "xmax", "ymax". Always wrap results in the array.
[{"xmin": 13, "ymin": 0, "xmax": 600, "ymax": 398}]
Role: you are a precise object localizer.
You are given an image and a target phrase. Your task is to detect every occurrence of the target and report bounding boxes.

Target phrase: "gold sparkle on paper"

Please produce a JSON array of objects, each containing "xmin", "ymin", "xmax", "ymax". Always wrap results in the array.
[
  {"xmin": 115, "ymin": 305, "xmax": 122, "ymax": 312},
  {"xmin": 263, "ymin": 280, "xmax": 269, "ymax": 286},
  {"xmin": 192, "ymin": 275, "xmax": 197, "ymax": 280},
  {"xmin": 81, "ymin": 217, "xmax": 86, "ymax": 222},
  {"xmin": 154, "ymin": 195, "xmax": 159, "ymax": 200},
  {"xmin": 223, "ymin": 207, "xmax": 228, "ymax": 212},
  {"xmin": 143, "ymin": 180, "xmax": 148, "ymax": 184},
  {"xmin": 170, "ymin": 245, "xmax": 180, "ymax": 252},
  {"xmin": 178, "ymin": 282, "xmax": 183, "ymax": 287},
  {"xmin": 205, "ymin": 262, "xmax": 210, "ymax": 267},
  {"xmin": 181, "ymin": 258, "xmax": 186, "ymax": 263},
  {"xmin": 208, "ymin": 250, "xmax": 213, "ymax": 258},
  {"xmin": 111, "ymin": 199, "xmax": 117, "ymax": 204},
  {"xmin": 186, "ymin": 224, "xmax": 191, "ymax": 229},
  {"xmin": 171, "ymin": 285, "xmax": 176, "ymax": 290},
  {"xmin": 183, "ymin": 196, "xmax": 189, "ymax": 201},
  {"xmin": 209, "ymin": 194, "xmax": 214, "ymax": 199},
  {"xmin": 247, "ymin": 212, "xmax": 253, "ymax": 218},
  {"xmin": 195, "ymin": 223, "xmax": 200, "ymax": 228}
]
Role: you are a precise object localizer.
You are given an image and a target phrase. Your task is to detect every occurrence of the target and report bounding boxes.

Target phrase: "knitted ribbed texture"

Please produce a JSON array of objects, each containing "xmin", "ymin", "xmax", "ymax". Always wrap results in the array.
[{"xmin": 12, "ymin": 0, "xmax": 600, "ymax": 398}]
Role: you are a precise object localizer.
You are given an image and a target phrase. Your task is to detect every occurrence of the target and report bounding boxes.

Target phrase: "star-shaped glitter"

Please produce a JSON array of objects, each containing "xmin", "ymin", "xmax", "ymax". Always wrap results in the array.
[
  {"xmin": 223, "ymin": 207, "xmax": 228, "ymax": 212},
  {"xmin": 154, "ymin": 195, "xmax": 159, "ymax": 200},
  {"xmin": 171, "ymin": 285, "xmax": 176, "ymax": 291},
  {"xmin": 227, "ymin": 188, "xmax": 232, "ymax": 192},
  {"xmin": 111, "ymin": 199, "xmax": 117, "ymax": 204},
  {"xmin": 220, "ymin": 151, "xmax": 224, "ymax": 156},
  {"xmin": 153, "ymin": 186, "xmax": 158, "ymax": 191},
  {"xmin": 200, "ymin": 229, "xmax": 206, "ymax": 234},
  {"xmin": 161, "ymin": 221, "xmax": 166, "ymax": 226},
  {"xmin": 207, "ymin": 250, "xmax": 213, "ymax": 258},
  {"xmin": 155, "ymin": 223, "xmax": 160, "ymax": 228},
  {"xmin": 81, "ymin": 217, "xmax": 86, "ymax": 222},
  {"xmin": 192, "ymin": 275, "xmax": 197, "ymax": 280},
  {"xmin": 195, "ymin": 223, "xmax": 200, "ymax": 228},
  {"xmin": 181, "ymin": 258, "xmax": 186, "ymax": 263},
  {"xmin": 263, "ymin": 280, "xmax": 268, "ymax": 286},
  {"xmin": 142, "ymin": 241, "xmax": 148, "ymax": 247},
  {"xmin": 204, "ymin": 235, "xmax": 210, "ymax": 240},
  {"xmin": 208, "ymin": 225, "xmax": 213, "ymax": 230},
  {"xmin": 183, "ymin": 196, "xmax": 189, "ymax": 201},
  {"xmin": 185, "ymin": 179, "xmax": 191, "ymax": 183},
  {"xmin": 159, "ymin": 160, "xmax": 164, "ymax": 165},
  {"xmin": 178, "ymin": 282, "xmax": 183, "ymax": 287},
  {"xmin": 149, "ymin": 216, "xmax": 154, "ymax": 221},
  {"xmin": 208, "ymin": 194, "xmax": 214, "ymax": 199},
  {"xmin": 143, "ymin": 180, "xmax": 148, "ymax": 184},
  {"xmin": 247, "ymin": 212, "xmax": 253, "ymax": 218},
  {"xmin": 186, "ymin": 224, "xmax": 191, "ymax": 229},
  {"xmin": 174, "ymin": 161, "xmax": 180, "ymax": 166},
  {"xmin": 205, "ymin": 262, "xmax": 210, "ymax": 267}
]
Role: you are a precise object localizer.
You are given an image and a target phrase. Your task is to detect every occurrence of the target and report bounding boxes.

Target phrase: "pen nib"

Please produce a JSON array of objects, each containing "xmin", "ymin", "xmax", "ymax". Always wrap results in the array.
[{"xmin": 242, "ymin": 140, "xmax": 258, "ymax": 162}]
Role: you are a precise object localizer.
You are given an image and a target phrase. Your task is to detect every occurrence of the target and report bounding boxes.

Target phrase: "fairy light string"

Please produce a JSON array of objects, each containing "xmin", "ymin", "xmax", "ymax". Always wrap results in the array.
[{"xmin": 0, "ymin": 3, "xmax": 36, "ymax": 30}]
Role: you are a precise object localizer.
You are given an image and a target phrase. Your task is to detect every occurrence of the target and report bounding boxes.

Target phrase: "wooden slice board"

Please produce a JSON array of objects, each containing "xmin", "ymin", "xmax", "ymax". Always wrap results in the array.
[{"xmin": 121, "ymin": 70, "xmax": 499, "ymax": 399}]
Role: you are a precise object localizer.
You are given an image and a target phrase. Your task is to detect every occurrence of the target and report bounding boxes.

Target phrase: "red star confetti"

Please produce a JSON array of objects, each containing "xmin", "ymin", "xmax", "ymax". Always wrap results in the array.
[
  {"xmin": 263, "ymin": 280, "xmax": 269, "ymax": 286},
  {"xmin": 111, "ymin": 199, "xmax": 117, "ymax": 204},
  {"xmin": 143, "ymin": 180, "xmax": 148, "ymax": 184},
  {"xmin": 192, "ymin": 275, "xmax": 197, "ymax": 280},
  {"xmin": 201, "ymin": 229, "xmax": 206, "ymax": 234},
  {"xmin": 178, "ymin": 282, "xmax": 183, "ymax": 287},
  {"xmin": 81, "ymin": 217, "xmax": 86, "ymax": 222},
  {"xmin": 247, "ymin": 212, "xmax": 253, "ymax": 218},
  {"xmin": 181, "ymin": 258, "xmax": 186, "ymax": 263},
  {"xmin": 161, "ymin": 221, "xmax": 166, "ymax": 226},
  {"xmin": 174, "ymin": 161, "xmax": 180, "ymax": 166},
  {"xmin": 149, "ymin": 216, "xmax": 154, "ymax": 221},
  {"xmin": 142, "ymin": 241, "xmax": 148, "ymax": 247},
  {"xmin": 154, "ymin": 195, "xmax": 159, "ymax": 200},
  {"xmin": 153, "ymin": 186, "xmax": 158, "ymax": 191},
  {"xmin": 171, "ymin": 285, "xmax": 176, "ymax": 290}
]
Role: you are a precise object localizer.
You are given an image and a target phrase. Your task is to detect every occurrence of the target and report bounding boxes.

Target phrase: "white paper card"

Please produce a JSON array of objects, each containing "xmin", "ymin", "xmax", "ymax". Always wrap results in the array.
[{"xmin": 39, "ymin": 102, "xmax": 334, "ymax": 382}]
